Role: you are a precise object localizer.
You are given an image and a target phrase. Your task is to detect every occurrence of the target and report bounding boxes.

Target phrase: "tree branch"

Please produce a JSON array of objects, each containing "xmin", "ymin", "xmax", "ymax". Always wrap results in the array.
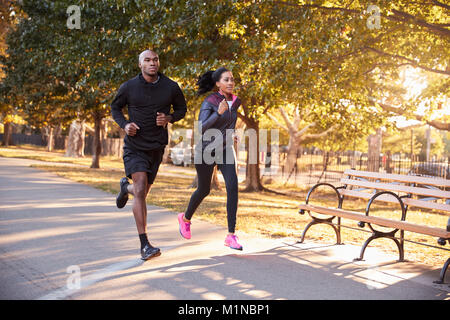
[
  {"xmin": 295, "ymin": 122, "xmax": 316, "ymax": 139},
  {"xmin": 432, "ymin": 0, "xmax": 450, "ymax": 10},
  {"xmin": 293, "ymin": 105, "xmax": 301, "ymax": 129},
  {"xmin": 378, "ymin": 102, "xmax": 450, "ymax": 131},
  {"xmin": 298, "ymin": 124, "xmax": 337, "ymax": 142},
  {"xmin": 390, "ymin": 9, "xmax": 450, "ymax": 38},
  {"xmin": 275, "ymin": 1, "xmax": 450, "ymax": 37},
  {"xmin": 279, "ymin": 106, "xmax": 297, "ymax": 133},
  {"xmin": 266, "ymin": 112, "xmax": 290, "ymax": 132},
  {"xmin": 395, "ymin": 123, "xmax": 424, "ymax": 131},
  {"xmin": 363, "ymin": 46, "xmax": 450, "ymax": 75},
  {"xmin": 84, "ymin": 123, "xmax": 95, "ymax": 133}
]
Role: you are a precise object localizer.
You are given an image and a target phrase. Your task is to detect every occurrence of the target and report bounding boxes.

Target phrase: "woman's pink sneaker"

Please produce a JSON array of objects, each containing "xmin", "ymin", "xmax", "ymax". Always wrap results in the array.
[
  {"xmin": 178, "ymin": 212, "xmax": 191, "ymax": 239},
  {"xmin": 224, "ymin": 234, "xmax": 243, "ymax": 250}
]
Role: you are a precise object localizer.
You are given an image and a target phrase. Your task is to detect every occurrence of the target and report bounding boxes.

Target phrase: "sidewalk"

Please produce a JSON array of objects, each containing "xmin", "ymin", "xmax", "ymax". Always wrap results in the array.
[{"xmin": 0, "ymin": 156, "xmax": 448, "ymax": 300}]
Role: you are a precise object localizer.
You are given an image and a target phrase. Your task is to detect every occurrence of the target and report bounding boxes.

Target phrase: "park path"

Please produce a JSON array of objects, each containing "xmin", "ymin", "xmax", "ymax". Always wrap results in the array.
[{"xmin": 0, "ymin": 156, "xmax": 448, "ymax": 300}]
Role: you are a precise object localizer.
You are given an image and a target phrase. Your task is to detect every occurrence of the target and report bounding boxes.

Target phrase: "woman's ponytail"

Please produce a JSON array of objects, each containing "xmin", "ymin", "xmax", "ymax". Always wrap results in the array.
[
  {"xmin": 196, "ymin": 70, "xmax": 215, "ymax": 95},
  {"xmin": 196, "ymin": 67, "xmax": 229, "ymax": 95}
]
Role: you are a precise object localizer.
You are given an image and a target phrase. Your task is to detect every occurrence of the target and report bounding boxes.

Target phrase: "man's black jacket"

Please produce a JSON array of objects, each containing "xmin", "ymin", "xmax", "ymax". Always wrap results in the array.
[{"xmin": 111, "ymin": 72, "xmax": 187, "ymax": 151}]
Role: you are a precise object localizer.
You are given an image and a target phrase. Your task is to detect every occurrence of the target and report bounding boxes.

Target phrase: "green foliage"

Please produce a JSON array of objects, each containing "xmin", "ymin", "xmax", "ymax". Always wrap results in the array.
[
  {"xmin": 1, "ymin": 0, "xmax": 448, "ymax": 151},
  {"xmin": 442, "ymin": 131, "xmax": 450, "ymax": 156},
  {"xmin": 382, "ymin": 126, "xmax": 445, "ymax": 158}
]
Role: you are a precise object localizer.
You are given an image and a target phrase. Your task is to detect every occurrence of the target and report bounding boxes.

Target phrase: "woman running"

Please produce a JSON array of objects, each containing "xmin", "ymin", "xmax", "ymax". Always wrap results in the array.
[{"xmin": 177, "ymin": 67, "xmax": 243, "ymax": 250}]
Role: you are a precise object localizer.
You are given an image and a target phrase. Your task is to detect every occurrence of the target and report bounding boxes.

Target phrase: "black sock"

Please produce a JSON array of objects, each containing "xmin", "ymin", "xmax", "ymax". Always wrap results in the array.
[{"xmin": 139, "ymin": 233, "xmax": 150, "ymax": 250}]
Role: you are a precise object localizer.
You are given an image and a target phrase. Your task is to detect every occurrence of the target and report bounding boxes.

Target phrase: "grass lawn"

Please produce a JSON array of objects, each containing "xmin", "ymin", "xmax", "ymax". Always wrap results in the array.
[
  {"xmin": 0, "ymin": 145, "xmax": 124, "ymax": 169},
  {"xmin": 1, "ymin": 145, "xmax": 448, "ymax": 268}
]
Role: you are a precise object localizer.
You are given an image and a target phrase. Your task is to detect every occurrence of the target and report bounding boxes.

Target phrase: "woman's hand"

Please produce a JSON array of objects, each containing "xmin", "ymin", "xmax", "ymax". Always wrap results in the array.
[{"xmin": 218, "ymin": 99, "xmax": 228, "ymax": 115}]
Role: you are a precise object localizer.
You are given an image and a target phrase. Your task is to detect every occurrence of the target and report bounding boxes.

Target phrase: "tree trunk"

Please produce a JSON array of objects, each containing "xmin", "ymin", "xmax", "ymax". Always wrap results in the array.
[
  {"xmin": 2, "ymin": 121, "xmax": 13, "ymax": 146},
  {"xmin": 211, "ymin": 165, "xmax": 221, "ymax": 190},
  {"xmin": 386, "ymin": 150, "xmax": 393, "ymax": 174},
  {"xmin": 162, "ymin": 122, "xmax": 172, "ymax": 164},
  {"xmin": 285, "ymin": 135, "xmax": 299, "ymax": 180},
  {"xmin": 243, "ymin": 121, "xmax": 263, "ymax": 192},
  {"xmin": 90, "ymin": 112, "xmax": 103, "ymax": 169},
  {"xmin": 367, "ymin": 128, "xmax": 382, "ymax": 172},
  {"xmin": 316, "ymin": 151, "xmax": 329, "ymax": 183},
  {"xmin": 65, "ymin": 119, "xmax": 85, "ymax": 158},
  {"xmin": 118, "ymin": 129, "xmax": 125, "ymax": 158},
  {"xmin": 245, "ymin": 161, "xmax": 263, "ymax": 191},
  {"xmin": 46, "ymin": 126, "xmax": 54, "ymax": 152}
]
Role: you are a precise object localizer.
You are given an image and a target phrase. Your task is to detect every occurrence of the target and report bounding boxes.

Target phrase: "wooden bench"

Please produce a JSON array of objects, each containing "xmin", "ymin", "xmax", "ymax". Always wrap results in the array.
[{"xmin": 298, "ymin": 169, "xmax": 450, "ymax": 284}]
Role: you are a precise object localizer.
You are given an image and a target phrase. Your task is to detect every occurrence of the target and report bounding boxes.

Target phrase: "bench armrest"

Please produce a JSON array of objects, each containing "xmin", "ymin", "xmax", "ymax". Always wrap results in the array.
[
  {"xmin": 299, "ymin": 183, "xmax": 343, "ymax": 215},
  {"xmin": 360, "ymin": 191, "xmax": 407, "ymax": 234}
]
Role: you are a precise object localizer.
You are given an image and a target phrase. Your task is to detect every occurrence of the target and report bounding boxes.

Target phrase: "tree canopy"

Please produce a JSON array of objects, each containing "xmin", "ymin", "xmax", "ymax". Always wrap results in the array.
[{"xmin": 0, "ymin": 0, "xmax": 448, "ymax": 186}]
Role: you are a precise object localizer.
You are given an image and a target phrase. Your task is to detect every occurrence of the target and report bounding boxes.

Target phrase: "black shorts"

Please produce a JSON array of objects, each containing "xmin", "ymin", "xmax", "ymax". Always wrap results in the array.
[{"xmin": 123, "ymin": 145, "xmax": 165, "ymax": 184}]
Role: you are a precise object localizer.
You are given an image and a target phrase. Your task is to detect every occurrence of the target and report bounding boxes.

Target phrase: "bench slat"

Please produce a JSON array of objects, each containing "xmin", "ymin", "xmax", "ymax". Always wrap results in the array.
[
  {"xmin": 339, "ymin": 189, "xmax": 400, "ymax": 203},
  {"xmin": 340, "ymin": 178, "xmax": 450, "ymax": 199},
  {"xmin": 343, "ymin": 169, "xmax": 450, "ymax": 188},
  {"xmin": 339, "ymin": 189, "xmax": 450, "ymax": 215},
  {"xmin": 298, "ymin": 203, "xmax": 450, "ymax": 239}
]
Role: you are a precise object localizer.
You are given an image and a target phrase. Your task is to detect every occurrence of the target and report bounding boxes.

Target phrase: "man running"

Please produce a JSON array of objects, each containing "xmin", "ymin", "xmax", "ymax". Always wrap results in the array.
[{"xmin": 111, "ymin": 49, "xmax": 187, "ymax": 260}]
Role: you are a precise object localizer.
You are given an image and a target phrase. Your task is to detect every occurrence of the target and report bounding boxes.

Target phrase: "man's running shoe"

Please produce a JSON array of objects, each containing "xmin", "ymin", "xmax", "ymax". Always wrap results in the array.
[
  {"xmin": 224, "ymin": 234, "xmax": 243, "ymax": 250},
  {"xmin": 178, "ymin": 212, "xmax": 191, "ymax": 239},
  {"xmin": 141, "ymin": 244, "xmax": 161, "ymax": 261},
  {"xmin": 116, "ymin": 177, "xmax": 130, "ymax": 209}
]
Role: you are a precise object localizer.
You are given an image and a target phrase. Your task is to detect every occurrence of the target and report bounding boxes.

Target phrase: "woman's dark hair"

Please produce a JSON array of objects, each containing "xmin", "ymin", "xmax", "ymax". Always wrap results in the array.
[{"xmin": 196, "ymin": 67, "xmax": 229, "ymax": 95}]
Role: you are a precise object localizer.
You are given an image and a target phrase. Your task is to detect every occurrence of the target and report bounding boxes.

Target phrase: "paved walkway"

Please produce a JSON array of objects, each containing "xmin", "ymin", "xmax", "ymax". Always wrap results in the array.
[{"xmin": 0, "ymin": 157, "xmax": 448, "ymax": 300}]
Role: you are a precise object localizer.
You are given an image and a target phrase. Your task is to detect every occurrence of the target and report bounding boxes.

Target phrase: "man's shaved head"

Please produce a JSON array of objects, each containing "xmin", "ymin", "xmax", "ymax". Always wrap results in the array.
[
  {"xmin": 139, "ymin": 49, "xmax": 158, "ymax": 65},
  {"xmin": 138, "ymin": 50, "xmax": 160, "ymax": 80}
]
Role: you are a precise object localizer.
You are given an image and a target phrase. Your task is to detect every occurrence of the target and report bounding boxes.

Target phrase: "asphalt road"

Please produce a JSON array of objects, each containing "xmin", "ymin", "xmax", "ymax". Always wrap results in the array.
[{"xmin": 0, "ymin": 157, "xmax": 448, "ymax": 300}]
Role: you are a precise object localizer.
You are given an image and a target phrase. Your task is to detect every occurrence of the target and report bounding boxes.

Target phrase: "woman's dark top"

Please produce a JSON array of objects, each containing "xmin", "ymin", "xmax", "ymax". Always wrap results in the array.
[{"xmin": 197, "ymin": 92, "xmax": 241, "ymax": 151}]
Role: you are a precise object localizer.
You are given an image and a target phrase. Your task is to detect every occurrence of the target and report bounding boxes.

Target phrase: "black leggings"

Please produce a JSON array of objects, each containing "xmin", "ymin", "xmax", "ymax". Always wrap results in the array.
[{"xmin": 184, "ymin": 149, "xmax": 238, "ymax": 233}]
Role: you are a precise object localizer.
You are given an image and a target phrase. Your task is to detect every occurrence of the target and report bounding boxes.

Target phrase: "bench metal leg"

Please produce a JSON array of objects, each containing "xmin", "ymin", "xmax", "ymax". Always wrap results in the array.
[
  {"xmin": 433, "ymin": 258, "xmax": 450, "ymax": 285},
  {"xmin": 355, "ymin": 234, "xmax": 377, "ymax": 261},
  {"xmin": 299, "ymin": 220, "xmax": 317, "ymax": 244},
  {"xmin": 394, "ymin": 236, "xmax": 405, "ymax": 262},
  {"xmin": 355, "ymin": 233, "xmax": 404, "ymax": 262},
  {"xmin": 298, "ymin": 217, "xmax": 341, "ymax": 245},
  {"xmin": 433, "ymin": 220, "xmax": 449, "ymax": 284}
]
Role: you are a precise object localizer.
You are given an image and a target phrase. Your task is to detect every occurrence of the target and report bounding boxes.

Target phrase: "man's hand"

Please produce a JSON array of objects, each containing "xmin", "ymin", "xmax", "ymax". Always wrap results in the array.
[
  {"xmin": 124, "ymin": 122, "xmax": 140, "ymax": 136},
  {"xmin": 156, "ymin": 112, "xmax": 172, "ymax": 127}
]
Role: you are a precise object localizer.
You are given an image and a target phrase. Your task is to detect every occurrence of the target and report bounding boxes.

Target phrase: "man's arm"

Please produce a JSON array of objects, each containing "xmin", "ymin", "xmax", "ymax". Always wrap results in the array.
[
  {"xmin": 169, "ymin": 83, "xmax": 187, "ymax": 123},
  {"xmin": 110, "ymin": 82, "xmax": 130, "ymax": 129}
]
